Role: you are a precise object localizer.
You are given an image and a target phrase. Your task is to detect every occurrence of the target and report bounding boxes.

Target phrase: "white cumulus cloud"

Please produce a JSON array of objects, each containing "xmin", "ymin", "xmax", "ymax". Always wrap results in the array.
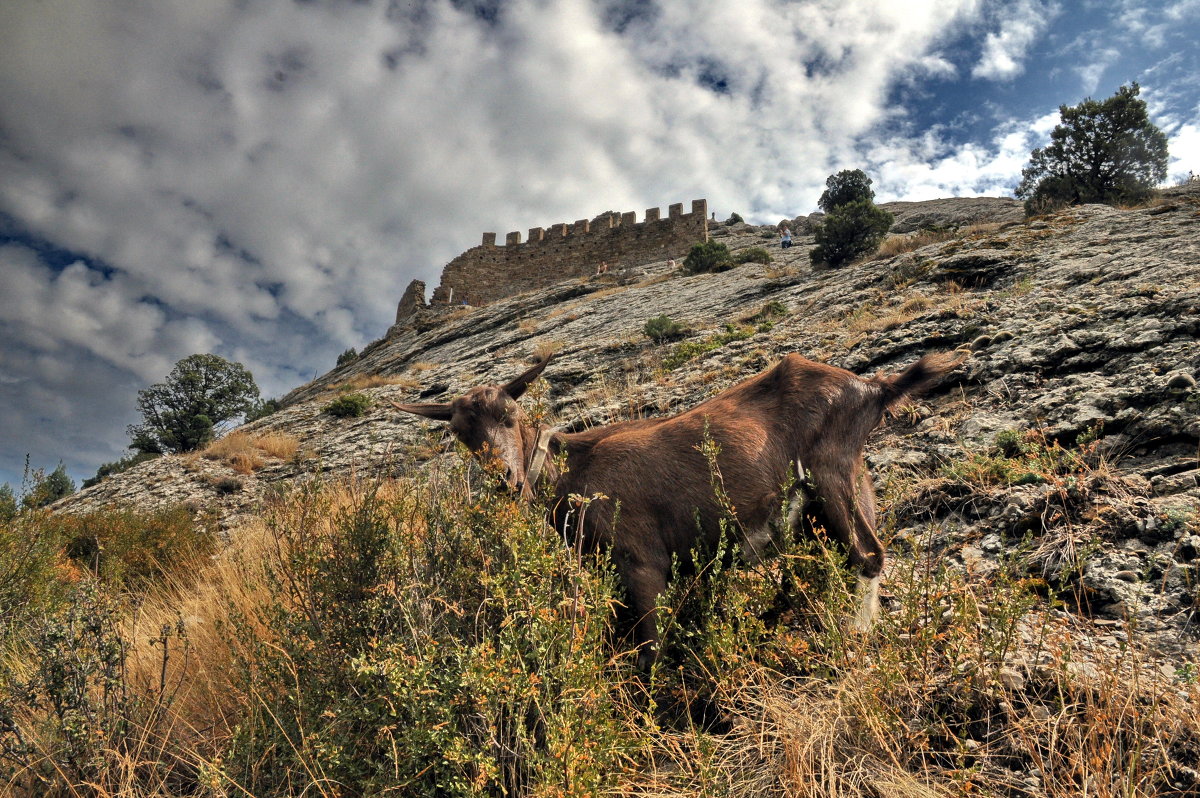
[{"xmin": 972, "ymin": 0, "xmax": 1058, "ymax": 80}]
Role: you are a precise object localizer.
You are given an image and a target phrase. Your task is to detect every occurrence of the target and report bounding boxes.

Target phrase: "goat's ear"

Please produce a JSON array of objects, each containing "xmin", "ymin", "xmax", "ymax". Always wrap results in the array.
[
  {"xmin": 502, "ymin": 354, "xmax": 554, "ymax": 399},
  {"xmin": 389, "ymin": 400, "xmax": 453, "ymax": 421}
]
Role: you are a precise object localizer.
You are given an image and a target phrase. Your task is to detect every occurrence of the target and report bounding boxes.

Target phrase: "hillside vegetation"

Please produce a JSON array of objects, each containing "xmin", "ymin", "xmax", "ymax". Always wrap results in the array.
[{"xmin": 6, "ymin": 187, "xmax": 1200, "ymax": 796}]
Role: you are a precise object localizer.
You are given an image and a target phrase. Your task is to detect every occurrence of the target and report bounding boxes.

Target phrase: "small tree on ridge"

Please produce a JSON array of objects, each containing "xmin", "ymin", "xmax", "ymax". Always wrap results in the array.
[
  {"xmin": 1016, "ymin": 83, "xmax": 1168, "ymax": 212},
  {"xmin": 810, "ymin": 169, "xmax": 893, "ymax": 268},
  {"xmin": 128, "ymin": 354, "xmax": 260, "ymax": 454},
  {"xmin": 818, "ymin": 169, "xmax": 876, "ymax": 213}
]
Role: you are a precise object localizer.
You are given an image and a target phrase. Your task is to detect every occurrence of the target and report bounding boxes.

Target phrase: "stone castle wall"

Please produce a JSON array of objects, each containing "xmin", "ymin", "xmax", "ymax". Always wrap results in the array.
[{"xmin": 428, "ymin": 199, "xmax": 708, "ymax": 306}]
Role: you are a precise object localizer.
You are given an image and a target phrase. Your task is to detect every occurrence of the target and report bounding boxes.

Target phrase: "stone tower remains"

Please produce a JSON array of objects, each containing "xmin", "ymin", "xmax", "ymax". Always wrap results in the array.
[{"xmin": 407, "ymin": 198, "xmax": 707, "ymax": 309}]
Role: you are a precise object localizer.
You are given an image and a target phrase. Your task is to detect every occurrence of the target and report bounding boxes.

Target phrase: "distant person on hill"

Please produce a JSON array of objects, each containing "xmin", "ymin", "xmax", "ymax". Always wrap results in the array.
[
  {"xmin": 780, "ymin": 225, "xmax": 792, "ymax": 249},
  {"xmin": 595, "ymin": 260, "xmax": 609, "ymax": 275}
]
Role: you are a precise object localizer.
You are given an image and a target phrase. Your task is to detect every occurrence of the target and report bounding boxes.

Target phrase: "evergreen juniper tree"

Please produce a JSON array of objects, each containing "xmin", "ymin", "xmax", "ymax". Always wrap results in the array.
[
  {"xmin": 1016, "ymin": 83, "xmax": 1168, "ymax": 212},
  {"xmin": 128, "ymin": 354, "xmax": 260, "ymax": 454}
]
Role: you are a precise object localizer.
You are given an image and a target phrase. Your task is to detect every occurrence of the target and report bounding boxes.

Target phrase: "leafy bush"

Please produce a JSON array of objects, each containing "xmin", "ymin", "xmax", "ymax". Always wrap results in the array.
[
  {"xmin": 741, "ymin": 300, "xmax": 789, "ymax": 329},
  {"xmin": 643, "ymin": 315, "xmax": 688, "ymax": 343},
  {"xmin": 22, "ymin": 464, "xmax": 75, "ymax": 509},
  {"xmin": 734, "ymin": 246, "xmax": 772, "ymax": 265},
  {"xmin": 324, "ymin": 392, "xmax": 372, "ymax": 418},
  {"xmin": 0, "ymin": 509, "xmax": 70, "ymax": 642},
  {"xmin": 42, "ymin": 506, "xmax": 216, "ymax": 589},
  {"xmin": 224, "ymin": 474, "xmax": 630, "ymax": 796},
  {"xmin": 725, "ymin": 212, "xmax": 744, "ymax": 225},
  {"xmin": 82, "ymin": 452, "xmax": 158, "ymax": 489},
  {"xmin": 0, "ymin": 483, "xmax": 16, "ymax": 522},
  {"xmin": 683, "ymin": 240, "xmax": 734, "ymax": 273},
  {"xmin": 809, "ymin": 198, "xmax": 894, "ymax": 268},
  {"xmin": 662, "ymin": 323, "xmax": 756, "ymax": 370},
  {"xmin": 244, "ymin": 397, "xmax": 282, "ymax": 423},
  {"xmin": 336, "ymin": 347, "xmax": 359, "ymax": 367},
  {"xmin": 0, "ymin": 582, "xmax": 190, "ymax": 794},
  {"xmin": 943, "ymin": 426, "xmax": 1103, "ymax": 488}
]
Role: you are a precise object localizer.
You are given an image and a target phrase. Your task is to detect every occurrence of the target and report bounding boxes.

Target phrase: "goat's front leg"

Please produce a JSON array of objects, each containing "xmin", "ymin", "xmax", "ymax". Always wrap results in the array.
[{"xmin": 622, "ymin": 561, "xmax": 668, "ymax": 672}]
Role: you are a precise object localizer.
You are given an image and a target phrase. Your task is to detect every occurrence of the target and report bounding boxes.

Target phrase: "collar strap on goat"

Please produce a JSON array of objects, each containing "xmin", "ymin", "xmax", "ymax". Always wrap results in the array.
[{"xmin": 524, "ymin": 427, "xmax": 555, "ymax": 491}]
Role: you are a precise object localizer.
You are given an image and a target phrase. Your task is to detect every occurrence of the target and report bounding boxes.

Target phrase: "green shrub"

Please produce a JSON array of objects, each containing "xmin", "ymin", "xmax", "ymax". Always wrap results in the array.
[
  {"xmin": 734, "ymin": 247, "xmax": 772, "ymax": 265},
  {"xmin": 741, "ymin": 300, "xmax": 789, "ymax": 332},
  {"xmin": 0, "ymin": 581, "xmax": 190, "ymax": 793},
  {"xmin": 809, "ymin": 199, "xmax": 894, "ymax": 268},
  {"xmin": 683, "ymin": 240, "xmax": 733, "ymax": 273},
  {"xmin": 82, "ymin": 452, "xmax": 158, "ymax": 489},
  {"xmin": 336, "ymin": 347, "xmax": 359, "ymax": 367},
  {"xmin": 225, "ymin": 472, "xmax": 631, "ymax": 796},
  {"xmin": 41, "ymin": 506, "xmax": 216, "ymax": 589},
  {"xmin": 643, "ymin": 315, "xmax": 688, "ymax": 343},
  {"xmin": 662, "ymin": 323, "xmax": 755, "ymax": 370},
  {"xmin": 725, "ymin": 212, "xmax": 744, "ymax": 225},
  {"xmin": 0, "ymin": 510, "xmax": 70, "ymax": 642},
  {"xmin": 244, "ymin": 397, "xmax": 282, "ymax": 422},
  {"xmin": 943, "ymin": 426, "xmax": 1103, "ymax": 489},
  {"xmin": 758, "ymin": 299, "xmax": 789, "ymax": 319},
  {"xmin": 0, "ymin": 484, "xmax": 15, "ymax": 522},
  {"xmin": 22, "ymin": 464, "xmax": 75, "ymax": 509},
  {"xmin": 324, "ymin": 392, "xmax": 372, "ymax": 418},
  {"xmin": 993, "ymin": 428, "xmax": 1025, "ymax": 458}
]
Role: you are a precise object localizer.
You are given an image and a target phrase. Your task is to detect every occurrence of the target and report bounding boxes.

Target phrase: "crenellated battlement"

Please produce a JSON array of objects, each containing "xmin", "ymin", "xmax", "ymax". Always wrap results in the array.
[{"xmin": 424, "ymin": 199, "xmax": 708, "ymax": 306}]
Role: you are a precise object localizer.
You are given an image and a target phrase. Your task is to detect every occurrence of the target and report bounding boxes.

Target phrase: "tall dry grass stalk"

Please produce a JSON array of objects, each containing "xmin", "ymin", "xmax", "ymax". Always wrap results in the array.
[{"xmin": 122, "ymin": 518, "xmax": 277, "ymax": 750}]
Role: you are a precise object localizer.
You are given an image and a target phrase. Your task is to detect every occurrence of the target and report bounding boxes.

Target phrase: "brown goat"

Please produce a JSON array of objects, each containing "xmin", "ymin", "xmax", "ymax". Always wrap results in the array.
[{"xmin": 393, "ymin": 350, "xmax": 965, "ymax": 669}]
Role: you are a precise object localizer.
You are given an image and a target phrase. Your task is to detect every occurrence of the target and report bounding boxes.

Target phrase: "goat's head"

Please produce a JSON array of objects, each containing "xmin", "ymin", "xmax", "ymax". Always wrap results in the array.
[{"xmin": 391, "ymin": 355, "xmax": 553, "ymax": 496}]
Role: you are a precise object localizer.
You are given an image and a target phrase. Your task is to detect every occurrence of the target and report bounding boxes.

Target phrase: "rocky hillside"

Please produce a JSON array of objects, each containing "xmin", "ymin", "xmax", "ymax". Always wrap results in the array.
[{"xmin": 62, "ymin": 188, "xmax": 1200, "ymax": 654}]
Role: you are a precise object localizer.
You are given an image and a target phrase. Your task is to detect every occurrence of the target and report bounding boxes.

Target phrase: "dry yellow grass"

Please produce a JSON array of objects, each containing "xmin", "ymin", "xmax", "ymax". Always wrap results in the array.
[
  {"xmin": 253, "ymin": 432, "xmax": 300, "ymax": 460},
  {"xmin": 122, "ymin": 479, "xmax": 417, "ymax": 760},
  {"xmin": 123, "ymin": 517, "xmax": 277, "ymax": 751},
  {"xmin": 531, "ymin": 339, "xmax": 564, "ymax": 362},
  {"xmin": 337, "ymin": 374, "xmax": 421, "ymax": 391},
  {"xmin": 227, "ymin": 451, "xmax": 264, "ymax": 474},
  {"xmin": 959, "ymin": 221, "xmax": 1004, "ymax": 237},
  {"xmin": 588, "ymin": 285, "xmax": 629, "ymax": 300},
  {"xmin": 1115, "ymin": 196, "xmax": 1169, "ymax": 211},
  {"xmin": 875, "ymin": 229, "xmax": 957, "ymax": 259},
  {"xmin": 635, "ymin": 273, "xmax": 675, "ymax": 288},
  {"xmin": 199, "ymin": 430, "xmax": 302, "ymax": 472},
  {"xmin": 200, "ymin": 430, "xmax": 255, "ymax": 462}
]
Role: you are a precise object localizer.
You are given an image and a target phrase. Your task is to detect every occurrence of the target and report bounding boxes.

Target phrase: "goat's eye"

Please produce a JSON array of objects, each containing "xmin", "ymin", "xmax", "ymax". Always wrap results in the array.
[{"xmin": 504, "ymin": 417, "xmax": 516, "ymax": 428}]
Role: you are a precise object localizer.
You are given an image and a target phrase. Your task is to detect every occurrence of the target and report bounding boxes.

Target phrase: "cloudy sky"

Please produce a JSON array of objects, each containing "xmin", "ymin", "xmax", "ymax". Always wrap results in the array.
[{"xmin": 1, "ymin": 0, "xmax": 1198, "ymax": 490}]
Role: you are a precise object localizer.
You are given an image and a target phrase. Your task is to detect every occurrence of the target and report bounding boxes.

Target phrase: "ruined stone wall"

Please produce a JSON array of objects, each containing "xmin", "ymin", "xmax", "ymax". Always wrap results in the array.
[{"xmin": 431, "ymin": 199, "xmax": 708, "ymax": 306}]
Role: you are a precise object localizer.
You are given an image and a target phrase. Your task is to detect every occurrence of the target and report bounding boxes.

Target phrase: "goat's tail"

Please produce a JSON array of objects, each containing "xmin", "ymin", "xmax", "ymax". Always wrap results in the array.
[{"xmin": 876, "ymin": 350, "xmax": 969, "ymax": 413}]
